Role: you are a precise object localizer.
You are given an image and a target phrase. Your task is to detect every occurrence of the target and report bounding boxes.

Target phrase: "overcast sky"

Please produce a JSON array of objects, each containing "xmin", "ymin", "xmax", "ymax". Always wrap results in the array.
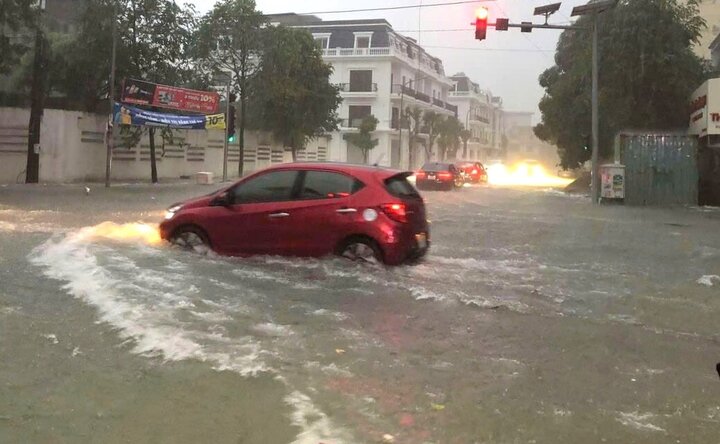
[{"xmin": 189, "ymin": 0, "xmax": 591, "ymax": 121}]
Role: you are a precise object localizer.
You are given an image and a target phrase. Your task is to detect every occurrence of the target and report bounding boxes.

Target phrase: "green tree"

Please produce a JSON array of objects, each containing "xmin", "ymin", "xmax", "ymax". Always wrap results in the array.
[
  {"xmin": 422, "ymin": 110, "xmax": 444, "ymax": 163},
  {"xmin": 343, "ymin": 115, "xmax": 379, "ymax": 164},
  {"xmin": 404, "ymin": 106, "xmax": 423, "ymax": 168},
  {"xmin": 194, "ymin": 0, "xmax": 265, "ymax": 177},
  {"xmin": 535, "ymin": 0, "xmax": 712, "ymax": 169},
  {"xmin": 0, "ymin": 0, "xmax": 34, "ymax": 74},
  {"xmin": 438, "ymin": 116, "xmax": 463, "ymax": 161},
  {"xmin": 249, "ymin": 26, "xmax": 341, "ymax": 161}
]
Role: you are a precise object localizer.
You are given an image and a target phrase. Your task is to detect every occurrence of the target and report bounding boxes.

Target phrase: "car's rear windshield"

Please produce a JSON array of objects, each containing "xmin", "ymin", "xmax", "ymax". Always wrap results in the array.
[
  {"xmin": 385, "ymin": 174, "xmax": 421, "ymax": 199},
  {"xmin": 422, "ymin": 162, "xmax": 452, "ymax": 172}
]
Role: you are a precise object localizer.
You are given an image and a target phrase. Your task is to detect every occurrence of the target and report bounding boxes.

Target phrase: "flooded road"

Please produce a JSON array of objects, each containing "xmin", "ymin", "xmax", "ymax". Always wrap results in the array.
[{"xmin": 2, "ymin": 183, "xmax": 720, "ymax": 443}]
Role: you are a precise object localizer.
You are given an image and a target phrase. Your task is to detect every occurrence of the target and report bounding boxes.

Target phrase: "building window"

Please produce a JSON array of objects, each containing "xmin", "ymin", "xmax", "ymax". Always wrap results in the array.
[
  {"xmin": 354, "ymin": 32, "xmax": 372, "ymax": 49},
  {"xmin": 348, "ymin": 105, "xmax": 372, "ymax": 128},
  {"xmin": 313, "ymin": 33, "xmax": 331, "ymax": 49},
  {"xmin": 349, "ymin": 70, "xmax": 373, "ymax": 92}
]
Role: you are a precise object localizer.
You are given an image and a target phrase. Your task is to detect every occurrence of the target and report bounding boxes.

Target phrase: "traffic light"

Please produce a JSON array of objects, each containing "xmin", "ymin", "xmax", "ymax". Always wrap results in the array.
[
  {"xmin": 475, "ymin": 7, "xmax": 489, "ymax": 40},
  {"xmin": 227, "ymin": 92, "xmax": 237, "ymax": 143},
  {"xmin": 496, "ymin": 18, "xmax": 509, "ymax": 31}
]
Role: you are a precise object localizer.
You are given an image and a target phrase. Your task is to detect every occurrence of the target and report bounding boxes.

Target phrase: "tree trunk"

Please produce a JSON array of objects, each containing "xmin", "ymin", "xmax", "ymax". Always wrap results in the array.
[
  {"xmin": 291, "ymin": 145, "xmax": 297, "ymax": 162},
  {"xmin": 149, "ymin": 127, "xmax": 158, "ymax": 183},
  {"xmin": 462, "ymin": 140, "xmax": 468, "ymax": 159}
]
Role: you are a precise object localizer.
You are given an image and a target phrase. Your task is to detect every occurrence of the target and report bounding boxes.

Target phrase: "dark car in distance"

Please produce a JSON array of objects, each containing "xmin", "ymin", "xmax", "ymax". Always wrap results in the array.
[
  {"xmin": 415, "ymin": 162, "xmax": 463, "ymax": 191},
  {"xmin": 455, "ymin": 161, "xmax": 488, "ymax": 184},
  {"xmin": 159, "ymin": 163, "xmax": 429, "ymax": 265}
]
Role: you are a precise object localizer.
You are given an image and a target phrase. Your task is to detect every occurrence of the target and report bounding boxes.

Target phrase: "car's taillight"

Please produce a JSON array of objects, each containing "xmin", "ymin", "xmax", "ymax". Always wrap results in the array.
[
  {"xmin": 380, "ymin": 203, "xmax": 408, "ymax": 223},
  {"xmin": 438, "ymin": 172, "xmax": 452, "ymax": 180},
  {"xmin": 416, "ymin": 171, "xmax": 426, "ymax": 179},
  {"xmin": 471, "ymin": 169, "xmax": 478, "ymax": 175}
]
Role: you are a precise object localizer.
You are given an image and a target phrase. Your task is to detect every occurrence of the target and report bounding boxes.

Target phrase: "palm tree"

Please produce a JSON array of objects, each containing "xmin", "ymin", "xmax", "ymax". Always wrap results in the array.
[
  {"xmin": 438, "ymin": 117, "xmax": 463, "ymax": 161},
  {"xmin": 404, "ymin": 106, "xmax": 423, "ymax": 169},
  {"xmin": 460, "ymin": 128, "xmax": 472, "ymax": 159},
  {"xmin": 422, "ymin": 111, "xmax": 444, "ymax": 163}
]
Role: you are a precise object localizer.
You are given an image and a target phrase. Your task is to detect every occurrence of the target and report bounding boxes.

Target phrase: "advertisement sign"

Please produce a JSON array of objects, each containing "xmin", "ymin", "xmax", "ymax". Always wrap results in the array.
[
  {"xmin": 113, "ymin": 103, "xmax": 225, "ymax": 130},
  {"xmin": 689, "ymin": 78, "xmax": 720, "ymax": 137},
  {"xmin": 121, "ymin": 79, "xmax": 220, "ymax": 114}
]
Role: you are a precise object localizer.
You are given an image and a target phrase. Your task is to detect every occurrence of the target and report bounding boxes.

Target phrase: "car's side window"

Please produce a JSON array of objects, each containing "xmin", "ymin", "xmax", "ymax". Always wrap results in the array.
[
  {"xmin": 231, "ymin": 171, "xmax": 299, "ymax": 204},
  {"xmin": 298, "ymin": 171, "xmax": 364, "ymax": 200}
]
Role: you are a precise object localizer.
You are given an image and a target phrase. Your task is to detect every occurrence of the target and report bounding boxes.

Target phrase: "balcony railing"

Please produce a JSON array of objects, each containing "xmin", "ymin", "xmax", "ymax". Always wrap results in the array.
[
  {"xmin": 432, "ymin": 98, "xmax": 444, "ymax": 108},
  {"xmin": 322, "ymin": 48, "xmax": 391, "ymax": 57},
  {"xmin": 391, "ymin": 84, "xmax": 417, "ymax": 98},
  {"xmin": 415, "ymin": 91, "xmax": 431, "ymax": 103},
  {"xmin": 339, "ymin": 118, "xmax": 367, "ymax": 128},
  {"xmin": 445, "ymin": 103, "xmax": 458, "ymax": 114},
  {"xmin": 337, "ymin": 83, "xmax": 378, "ymax": 93},
  {"xmin": 470, "ymin": 115, "xmax": 490, "ymax": 124}
]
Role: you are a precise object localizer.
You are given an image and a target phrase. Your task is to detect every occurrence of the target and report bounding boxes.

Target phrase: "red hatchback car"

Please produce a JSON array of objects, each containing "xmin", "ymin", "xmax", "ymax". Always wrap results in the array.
[
  {"xmin": 159, "ymin": 163, "xmax": 429, "ymax": 265},
  {"xmin": 455, "ymin": 161, "xmax": 488, "ymax": 184}
]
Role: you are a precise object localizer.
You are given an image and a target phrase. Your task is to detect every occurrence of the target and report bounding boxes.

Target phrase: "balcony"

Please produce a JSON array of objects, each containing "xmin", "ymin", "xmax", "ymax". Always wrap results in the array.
[
  {"xmin": 432, "ymin": 97, "xmax": 444, "ymax": 108},
  {"xmin": 337, "ymin": 83, "xmax": 378, "ymax": 93},
  {"xmin": 445, "ymin": 103, "xmax": 458, "ymax": 115},
  {"xmin": 415, "ymin": 91, "xmax": 431, "ymax": 103},
  {"xmin": 322, "ymin": 47, "xmax": 391, "ymax": 57},
  {"xmin": 470, "ymin": 115, "xmax": 490, "ymax": 124},
  {"xmin": 391, "ymin": 84, "xmax": 416, "ymax": 98},
  {"xmin": 339, "ymin": 118, "xmax": 367, "ymax": 128},
  {"xmin": 321, "ymin": 46, "xmax": 449, "ymax": 83}
]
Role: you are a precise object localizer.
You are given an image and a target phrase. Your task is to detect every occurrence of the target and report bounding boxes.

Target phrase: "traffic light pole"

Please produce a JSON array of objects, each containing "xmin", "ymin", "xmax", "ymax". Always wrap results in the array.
[
  {"xmin": 105, "ymin": 11, "xmax": 117, "ymax": 188},
  {"xmin": 222, "ymin": 83, "xmax": 229, "ymax": 182},
  {"xmin": 591, "ymin": 16, "xmax": 600, "ymax": 203}
]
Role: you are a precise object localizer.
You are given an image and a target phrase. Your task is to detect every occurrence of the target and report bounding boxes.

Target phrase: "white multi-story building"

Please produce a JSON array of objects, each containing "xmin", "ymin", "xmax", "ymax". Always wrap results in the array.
[
  {"xmin": 446, "ymin": 73, "xmax": 504, "ymax": 162},
  {"xmin": 272, "ymin": 14, "xmax": 457, "ymax": 169}
]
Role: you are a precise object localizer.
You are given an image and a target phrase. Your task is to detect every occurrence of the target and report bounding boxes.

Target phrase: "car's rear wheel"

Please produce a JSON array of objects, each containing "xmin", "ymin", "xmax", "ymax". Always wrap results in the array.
[
  {"xmin": 171, "ymin": 226, "xmax": 211, "ymax": 254},
  {"xmin": 338, "ymin": 237, "xmax": 383, "ymax": 264},
  {"xmin": 454, "ymin": 176, "xmax": 464, "ymax": 188}
]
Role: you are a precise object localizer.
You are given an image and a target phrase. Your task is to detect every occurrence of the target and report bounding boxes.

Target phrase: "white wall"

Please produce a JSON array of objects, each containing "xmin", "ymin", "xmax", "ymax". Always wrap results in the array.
[{"xmin": 0, "ymin": 107, "xmax": 330, "ymax": 184}]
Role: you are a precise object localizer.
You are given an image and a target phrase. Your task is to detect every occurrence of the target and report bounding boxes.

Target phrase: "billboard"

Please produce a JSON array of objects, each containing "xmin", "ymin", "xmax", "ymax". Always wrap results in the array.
[
  {"xmin": 113, "ymin": 103, "xmax": 225, "ymax": 129},
  {"xmin": 121, "ymin": 79, "xmax": 220, "ymax": 114},
  {"xmin": 689, "ymin": 78, "xmax": 720, "ymax": 137}
]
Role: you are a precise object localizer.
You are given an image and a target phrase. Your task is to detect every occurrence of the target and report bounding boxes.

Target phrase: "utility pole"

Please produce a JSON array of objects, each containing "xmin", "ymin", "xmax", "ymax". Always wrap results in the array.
[
  {"xmin": 25, "ymin": 0, "xmax": 47, "ymax": 183},
  {"xmin": 105, "ymin": 10, "xmax": 117, "ymax": 188},
  {"xmin": 222, "ymin": 83, "xmax": 229, "ymax": 182},
  {"xmin": 591, "ymin": 16, "xmax": 600, "ymax": 203}
]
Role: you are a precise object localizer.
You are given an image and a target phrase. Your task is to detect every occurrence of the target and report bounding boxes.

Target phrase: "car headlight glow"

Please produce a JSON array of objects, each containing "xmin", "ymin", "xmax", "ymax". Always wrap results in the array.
[{"xmin": 164, "ymin": 204, "xmax": 183, "ymax": 220}]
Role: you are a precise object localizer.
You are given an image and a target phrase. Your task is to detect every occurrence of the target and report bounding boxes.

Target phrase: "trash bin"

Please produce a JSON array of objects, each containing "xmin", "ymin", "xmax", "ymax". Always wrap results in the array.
[
  {"xmin": 195, "ymin": 172, "xmax": 214, "ymax": 185},
  {"xmin": 600, "ymin": 164, "xmax": 625, "ymax": 201}
]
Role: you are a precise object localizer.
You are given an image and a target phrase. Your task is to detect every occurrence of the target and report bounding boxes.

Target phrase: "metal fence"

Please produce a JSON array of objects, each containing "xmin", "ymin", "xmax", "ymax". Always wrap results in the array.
[{"xmin": 618, "ymin": 133, "xmax": 698, "ymax": 206}]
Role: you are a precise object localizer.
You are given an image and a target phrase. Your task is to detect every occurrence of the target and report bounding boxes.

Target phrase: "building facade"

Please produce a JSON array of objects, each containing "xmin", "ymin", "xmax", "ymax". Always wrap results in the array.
[
  {"xmin": 446, "ymin": 73, "xmax": 504, "ymax": 162},
  {"xmin": 503, "ymin": 111, "xmax": 560, "ymax": 170},
  {"xmin": 273, "ymin": 14, "xmax": 458, "ymax": 170},
  {"xmin": 696, "ymin": 0, "xmax": 720, "ymax": 61}
]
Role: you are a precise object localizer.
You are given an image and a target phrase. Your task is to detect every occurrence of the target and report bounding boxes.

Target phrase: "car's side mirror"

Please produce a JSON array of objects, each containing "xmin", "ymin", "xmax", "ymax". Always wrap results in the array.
[{"xmin": 211, "ymin": 190, "xmax": 233, "ymax": 207}]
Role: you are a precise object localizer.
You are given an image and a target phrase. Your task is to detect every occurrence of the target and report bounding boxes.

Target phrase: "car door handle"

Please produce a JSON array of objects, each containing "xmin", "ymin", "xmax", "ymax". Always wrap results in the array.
[
  {"xmin": 269, "ymin": 212, "xmax": 290, "ymax": 218},
  {"xmin": 336, "ymin": 208, "xmax": 358, "ymax": 214}
]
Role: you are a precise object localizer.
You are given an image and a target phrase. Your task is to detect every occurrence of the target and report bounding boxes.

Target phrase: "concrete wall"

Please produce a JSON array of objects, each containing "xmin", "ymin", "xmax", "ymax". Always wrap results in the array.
[{"xmin": 0, "ymin": 107, "xmax": 329, "ymax": 183}]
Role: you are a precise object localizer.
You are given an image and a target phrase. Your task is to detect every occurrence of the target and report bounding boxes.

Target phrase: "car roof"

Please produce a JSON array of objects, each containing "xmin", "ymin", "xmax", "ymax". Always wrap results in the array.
[{"xmin": 262, "ymin": 162, "xmax": 406, "ymax": 181}]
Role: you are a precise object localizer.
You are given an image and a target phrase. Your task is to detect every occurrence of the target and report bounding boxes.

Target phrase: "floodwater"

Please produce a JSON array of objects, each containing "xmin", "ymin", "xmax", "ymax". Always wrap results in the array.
[{"xmin": 1, "ymin": 183, "xmax": 719, "ymax": 443}]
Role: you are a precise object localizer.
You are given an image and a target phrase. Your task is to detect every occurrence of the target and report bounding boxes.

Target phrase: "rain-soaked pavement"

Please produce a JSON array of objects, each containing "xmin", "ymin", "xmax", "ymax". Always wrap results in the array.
[{"xmin": 1, "ymin": 182, "xmax": 720, "ymax": 443}]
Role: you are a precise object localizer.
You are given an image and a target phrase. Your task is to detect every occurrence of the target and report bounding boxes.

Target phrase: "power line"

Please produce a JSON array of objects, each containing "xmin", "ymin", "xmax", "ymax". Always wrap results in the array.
[
  {"xmin": 301, "ymin": 0, "xmax": 495, "ymax": 16},
  {"xmin": 422, "ymin": 45, "xmax": 554, "ymax": 52}
]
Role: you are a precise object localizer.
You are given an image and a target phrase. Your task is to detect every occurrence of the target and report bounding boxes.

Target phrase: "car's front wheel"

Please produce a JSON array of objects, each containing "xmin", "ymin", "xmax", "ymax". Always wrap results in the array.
[
  {"xmin": 338, "ymin": 237, "xmax": 383, "ymax": 264},
  {"xmin": 171, "ymin": 225, "xmax": 211, "ymax": 254}
]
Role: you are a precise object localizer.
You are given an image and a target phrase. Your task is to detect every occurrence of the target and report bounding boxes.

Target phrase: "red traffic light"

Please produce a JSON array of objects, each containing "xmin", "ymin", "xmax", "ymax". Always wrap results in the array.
[
  {"xmin": 475, "ymin": 7, "xmax": 488, "ymax": 40},
  {"xmin": 475, "ymin": 7, "xmax": 489, "ymax": 20}
]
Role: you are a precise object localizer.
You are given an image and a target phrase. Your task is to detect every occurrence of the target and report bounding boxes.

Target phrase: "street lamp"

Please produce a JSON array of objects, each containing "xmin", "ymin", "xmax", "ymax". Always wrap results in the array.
[{"xmin": 571, "ymin": 0, "xmax": 618, "ymax": 203}]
